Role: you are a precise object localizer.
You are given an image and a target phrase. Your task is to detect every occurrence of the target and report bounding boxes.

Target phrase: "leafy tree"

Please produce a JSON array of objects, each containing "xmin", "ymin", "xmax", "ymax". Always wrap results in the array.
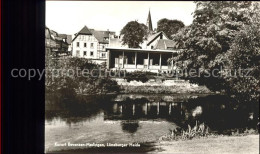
[
  {"xmin": 171, "ymin": 1, "xmax": 260, "ymax": 103},
  {"xmin": 120, "ymin": 21, "xmax": 148, "ymax": 48},
  {"xmin": 140, "ymin": 23, "xmax": 149, "ymax": 39},
  {"xmin": 157, "ymin": 18, "xmax": 185, "ymax": 39}
]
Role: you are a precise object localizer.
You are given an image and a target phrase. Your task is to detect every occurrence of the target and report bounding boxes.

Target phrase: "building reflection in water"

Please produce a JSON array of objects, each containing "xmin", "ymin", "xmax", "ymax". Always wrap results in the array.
[
  {"xmin": 46, "ymin": 93, "xmax": 259, "ymax": 135},
  {"xmin": 102, "ymin": 94, "xmax": 259, "ymax": 134},
  {"xmin": 104, "ymin": 97, "xmax": 188, "ymax": 125}
]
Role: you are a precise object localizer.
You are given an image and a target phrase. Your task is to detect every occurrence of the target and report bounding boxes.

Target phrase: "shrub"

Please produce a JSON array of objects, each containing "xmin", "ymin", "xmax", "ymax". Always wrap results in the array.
[
  {"xmin": 159, "ymin": 121, "xmax": 213, "ymax": 141},
  {"xmin": 45, "ymin": 57, "xmax": 119, "ymax": 95},
  {"xmin": 124, "ymin": 71, "xmax": 156, "ymax": 83}
]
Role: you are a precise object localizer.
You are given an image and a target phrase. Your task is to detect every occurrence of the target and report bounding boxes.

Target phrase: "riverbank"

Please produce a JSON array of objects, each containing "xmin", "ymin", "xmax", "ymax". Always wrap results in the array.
[
  {"xmin": 153, "ymin": 135, "xmax": 259, "ymax": 154},
  {"xmin": 115, "ymin": 78, "xmax": 212, "ymax": 94}
]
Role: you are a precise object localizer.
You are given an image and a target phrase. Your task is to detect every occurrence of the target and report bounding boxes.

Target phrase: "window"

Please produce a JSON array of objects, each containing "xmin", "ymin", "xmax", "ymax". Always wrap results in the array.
[
  {"xmin": 83, "ymin": 51, "xmax": 87, "ymax": 56},
  {"xmin": 84, "ymin": 43, "xmax": 87, "ymax": 47},
  {"xmin": 102, "ymin": 46, "xmax": 105, "ymax": 49},
  {"xmin": 77, "ymin": 42, "xmax": 79, "ymax": 47},
  {"xmin": 151, "ymin": 46, "xmax": 154, "ymax": 49},
  {"xmin": 90, "ymin": 51, "xmax": 94, "ymax": 56},
  {"xmin": 91, "ymin": 43, "xmax": 94, "ymax": 48},
  {"xmin": 101, "ymin": 53, "xmax": 106, "ymax": 58}
]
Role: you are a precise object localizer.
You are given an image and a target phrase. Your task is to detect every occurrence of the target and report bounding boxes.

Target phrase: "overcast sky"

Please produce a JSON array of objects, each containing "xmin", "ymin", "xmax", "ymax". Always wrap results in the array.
[{"xmin": 46, "ymin": 1, "xmax": 196, "ymax": 35}]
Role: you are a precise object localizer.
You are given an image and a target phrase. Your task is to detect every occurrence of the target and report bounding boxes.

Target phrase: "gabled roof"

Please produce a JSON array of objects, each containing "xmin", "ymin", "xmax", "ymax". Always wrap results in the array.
[
  {"xmin": 72, "ymin": 26, "xmax": 115, "ymax": 44},
  {"xmin": 78, "ymin": 26, "xmax": 92, "ymax": 35},
  {"xmin": 147, "ymin": 31, "xmax": 169, "ymax": 46},
  {"xmin": 50, "ymin": 30, "xmax": 58, "ymax": 36},
  {"xmin": 106, "ymin": 47, "xmax": 178, "ymax": 53},
  {"xmin": 58, "ymin": 34, "xmax": 72, "ymax": 44},
  {"xmin": 90, "ymin": 29, "xmax": 110, "ymax": 44},
  {"xmin": 58, "ymin": 34, "xmax": 67, "ymax": 39},
  {"xmin": 154, "ymin": 39, "xmax": 177, "ymax": 50},
  {"xmin": 45, "ymin": 27, "xmax": 51, "ymax": 39},
  {"xmin": 72, "ymin": 26, "xmax": 93, "ymax": 42}
]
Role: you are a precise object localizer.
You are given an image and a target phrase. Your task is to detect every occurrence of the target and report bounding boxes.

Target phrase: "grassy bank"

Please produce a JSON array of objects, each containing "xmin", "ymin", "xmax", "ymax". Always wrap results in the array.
[
  {"xmin": 153, "ymin": 135, "xmax": 259, "ymax": 154},
  {"xmin": 121, "ymin": 85, "xmax": 211, "ymax": 94}
]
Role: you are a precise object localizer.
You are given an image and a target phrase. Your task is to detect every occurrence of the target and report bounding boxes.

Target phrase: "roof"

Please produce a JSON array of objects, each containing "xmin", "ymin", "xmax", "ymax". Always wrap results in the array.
[
  {"xmin": 50, "ymin": 30, "xmax": 58, "ymax": 36},
  {"xmin": 58, "ymin": 34, "xmax": 72, "ymax": 44},
  {"xmin": 154, "ymin": 39, "xmax": 177, "ymax": 50},
  {"xmin": 106, "ymin": 47, "xmax": 179, "ymax": 53},
  {"xmin": 72, "ymin": 26, "xmax": 115, "ymax": 43},
  {"xmin": 90, "ymin": 30, "xmax": 109, "ymax": 44},
  {"xmin": 45, "ymin": 27, "xmax": 51, "ymax": 39},
  {"xmin": 55, "ymin": 37, "xmax": 63, "ymax": 41},
  {"xmin": 147, "ymin": 31, "xmax": 169, "ymax": 46},
  {"xmin": 58, "ymin": 34, "xmax": 67, "ymax": 39},
  {"xmin": 72, "ymin": 26, "xmax": 92, "ymax": 42},
  {"xmin": 78, "ymin": 26, "xmax": 92, "ymax": 35}
]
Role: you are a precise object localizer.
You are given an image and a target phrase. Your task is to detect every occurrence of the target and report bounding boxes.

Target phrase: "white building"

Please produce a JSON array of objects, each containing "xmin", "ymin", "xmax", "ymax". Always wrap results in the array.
[
  {"xmin": 71, "ymin": 10, "xmax": 178, "ymax": 71},
  {"xmin": 71, "ymin": 26, "xmax": 115, "ymax": 64}
]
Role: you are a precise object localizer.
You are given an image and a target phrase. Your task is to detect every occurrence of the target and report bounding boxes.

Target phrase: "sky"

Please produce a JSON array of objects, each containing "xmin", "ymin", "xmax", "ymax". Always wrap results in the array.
[{"xmin": 46, "ymin": 1, "xmax": 196, "ymax": 35}]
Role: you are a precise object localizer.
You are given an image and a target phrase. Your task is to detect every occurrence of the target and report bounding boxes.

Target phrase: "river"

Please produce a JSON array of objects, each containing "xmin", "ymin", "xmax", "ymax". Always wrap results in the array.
[{"xmin": 45, "ymin": 93, "xmax": 259, "ymax": 153}]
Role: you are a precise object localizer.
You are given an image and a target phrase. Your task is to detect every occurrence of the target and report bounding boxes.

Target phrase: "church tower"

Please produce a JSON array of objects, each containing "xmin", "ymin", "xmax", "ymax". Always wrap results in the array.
[{"xmin": 146, "ymin": 9, "xmax": 153, "ymax": 34}]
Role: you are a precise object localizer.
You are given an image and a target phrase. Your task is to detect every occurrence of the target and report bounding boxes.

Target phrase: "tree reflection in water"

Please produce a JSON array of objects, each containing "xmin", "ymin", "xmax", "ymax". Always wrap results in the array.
[
  {"xmin": 46, "ymin": 93, "xmax": 259, "ymax": 134},
  {"xmin": 121, "ymin": 121, "xmax": 140, "ymax": 134}
]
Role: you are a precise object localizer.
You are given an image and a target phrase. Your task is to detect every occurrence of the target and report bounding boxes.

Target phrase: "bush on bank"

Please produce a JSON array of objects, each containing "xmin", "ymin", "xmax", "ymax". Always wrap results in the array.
[
  {"xmin": 45, "ymin": 56, "xmax": 120, "ymax": 95},
  {"xmin": 123, "ymin": 71, "xmax": 157, "ymax": 83}
]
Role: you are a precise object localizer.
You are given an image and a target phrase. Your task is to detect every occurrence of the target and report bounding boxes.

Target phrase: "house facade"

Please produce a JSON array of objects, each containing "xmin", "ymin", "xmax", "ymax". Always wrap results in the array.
[
  {"xmin": 71, "ymin": 26, "xmax": 116, "ymax": 64},
  {"xmin": 45, "ymin": 27, "xmax": 71, "ymax": 55},
  {"xmin": 45, "ymin": 27, "xmax": 57, "ymax": 53}
]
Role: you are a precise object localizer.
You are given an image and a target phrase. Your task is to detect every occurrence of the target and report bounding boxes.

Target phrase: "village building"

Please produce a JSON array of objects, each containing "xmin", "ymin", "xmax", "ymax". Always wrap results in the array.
[
  {"xmin": 45, "ymin": 27, "xmax": 57, "ymax": 54},
  {"xmin": 71, "ymin": 10, "xmax": 179, "ymax": 72},
  {"xmin": 45, "ymin": 27, "xmax": 71, "ymax": 55},
  {"xmin": 106, "ymin": 10, "xmax": 179, "ymax": 72},
  {"xmin": 71, "ymin": 26, "xmax": 116, "ymax": 64}
]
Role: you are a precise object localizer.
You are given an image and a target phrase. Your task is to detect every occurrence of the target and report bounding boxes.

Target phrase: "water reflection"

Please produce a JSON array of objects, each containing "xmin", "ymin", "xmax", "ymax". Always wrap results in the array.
[
  {"xmin": 121, "ymin": 121, "xmax": 140, "ymax": 134},
  {"xmin": 45, "ymin": 93, "xmax": 259, "ymax": 151}
]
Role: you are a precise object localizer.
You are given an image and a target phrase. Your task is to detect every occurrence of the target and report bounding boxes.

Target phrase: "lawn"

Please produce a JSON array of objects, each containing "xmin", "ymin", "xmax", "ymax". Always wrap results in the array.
[{"xmin": 153, "ymin": 135, "xmax": 259, "ymax": 154}]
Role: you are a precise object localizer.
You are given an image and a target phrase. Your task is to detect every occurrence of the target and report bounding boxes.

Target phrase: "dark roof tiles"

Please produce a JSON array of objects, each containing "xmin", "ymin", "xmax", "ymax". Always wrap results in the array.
[
  {"xmin": 73, "ymin": 26, "xmax": 115, "ymax": 44},
  {"xmin": 78, "ymin": 26, "xmax": 92, "ymax": 35}
]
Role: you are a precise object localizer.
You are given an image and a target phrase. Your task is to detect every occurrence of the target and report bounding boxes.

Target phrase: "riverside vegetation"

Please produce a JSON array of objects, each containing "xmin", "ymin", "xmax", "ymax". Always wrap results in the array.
[
  {"xmin": 45, "ymin": 55, "xmax": 120, "ymax": 96},
  {"xmin": 159, "ymin": 120, "xmax": 259, "ymax": 142},
  {"xmin": 171, "ymin": 1, "xmax": 260, "ymax": 104}
]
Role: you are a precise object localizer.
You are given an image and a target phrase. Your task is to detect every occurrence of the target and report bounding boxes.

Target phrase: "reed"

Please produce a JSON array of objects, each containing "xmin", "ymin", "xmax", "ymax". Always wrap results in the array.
[{"xmin": 159, "ymin": 121, "xmax": 213, "ymax": 141}]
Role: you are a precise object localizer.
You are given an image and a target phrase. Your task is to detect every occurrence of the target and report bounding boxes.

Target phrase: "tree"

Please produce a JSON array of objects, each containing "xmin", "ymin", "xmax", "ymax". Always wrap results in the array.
[
  {"xmin": 157, "ymin": 18, "xmax": 185, "ymax": 39},
  {"xmin": 120, "ymin": 21, "xmax": 148, "ymax": 48},
  {"xmin": 171, "ymin": 1, "xmax": 260, "ymax": 103}
]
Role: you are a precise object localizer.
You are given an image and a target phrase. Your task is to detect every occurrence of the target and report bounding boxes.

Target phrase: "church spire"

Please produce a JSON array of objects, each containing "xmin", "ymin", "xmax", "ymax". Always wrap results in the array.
[{"xmin": 146, "ymin": 9, "xmax": 153, "ymax": 34}]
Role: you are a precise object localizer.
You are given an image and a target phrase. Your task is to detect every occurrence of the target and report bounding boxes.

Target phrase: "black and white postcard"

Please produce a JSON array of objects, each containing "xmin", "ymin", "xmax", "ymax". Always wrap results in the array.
[{"xmin": 44, "ymin": 1, "xmax": 260, "ymax": 153}]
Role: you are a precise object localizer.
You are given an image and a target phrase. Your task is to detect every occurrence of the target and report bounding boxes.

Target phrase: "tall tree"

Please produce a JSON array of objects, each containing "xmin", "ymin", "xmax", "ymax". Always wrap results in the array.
[
  {"xmin": 157, "ymin": 18, "xmax": 184, "ymax": 39},
  {"xmin": 120, "ymin": 21, "xmax": 148, "ymax": 48},
  {"xmin": 171, "ymin": 1, "xmax": 260, "ymax": 103}
]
